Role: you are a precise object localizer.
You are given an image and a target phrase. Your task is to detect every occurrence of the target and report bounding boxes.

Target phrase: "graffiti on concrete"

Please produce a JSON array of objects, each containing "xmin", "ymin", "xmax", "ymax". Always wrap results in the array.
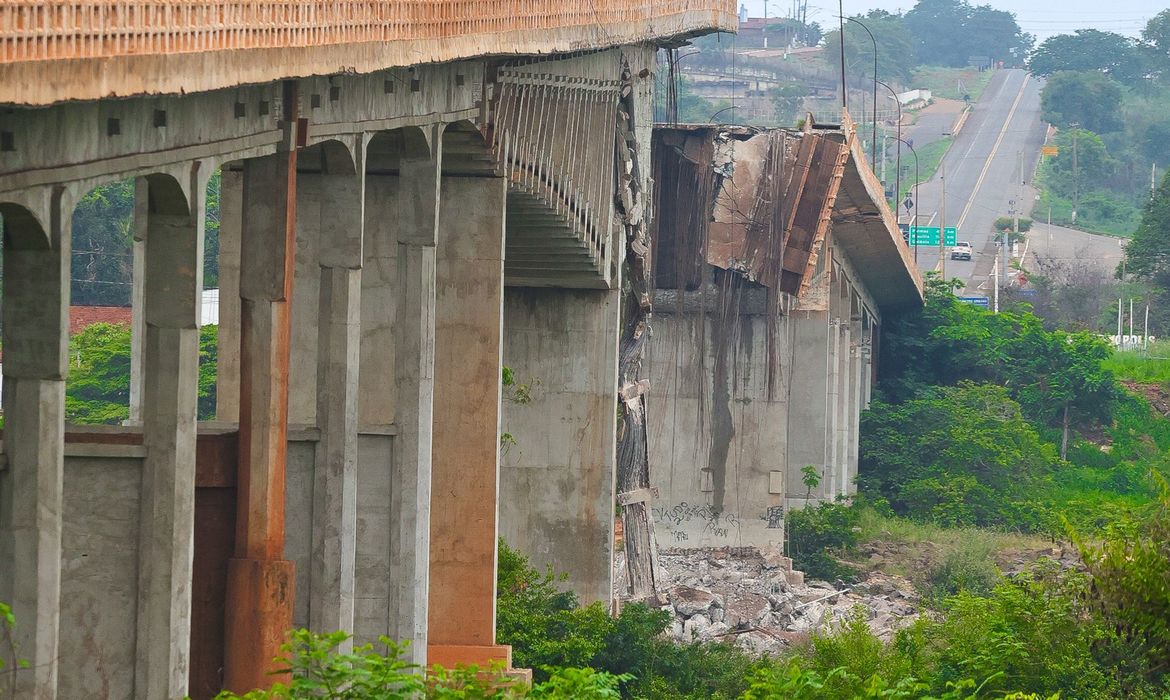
[
  {"xmin": 654, "ymin": 502, "xmax": 741, "ymax": 538},
  {"xmin": 761, "ymin": 505, "xmax": 784, "ymax": 529}
]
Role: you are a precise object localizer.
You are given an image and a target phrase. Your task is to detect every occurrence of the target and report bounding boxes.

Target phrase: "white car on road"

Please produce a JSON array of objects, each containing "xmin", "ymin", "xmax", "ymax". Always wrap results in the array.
[{"xmin": 950, "ymin": 242, "xmax": 973, "ymax": 261}]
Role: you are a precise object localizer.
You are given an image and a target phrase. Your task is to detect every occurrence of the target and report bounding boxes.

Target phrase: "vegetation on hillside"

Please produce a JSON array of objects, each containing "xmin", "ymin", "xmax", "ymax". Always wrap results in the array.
[{"xmin": 1030, "ymin": 10, "xmax": 1170, "ymax": 238}]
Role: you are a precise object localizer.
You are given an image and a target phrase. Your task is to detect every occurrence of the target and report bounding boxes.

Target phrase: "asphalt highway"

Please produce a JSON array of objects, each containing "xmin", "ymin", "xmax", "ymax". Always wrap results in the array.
[{"xmin": 898, "ymin": 69, "xmax": 1049, "ymax": 296}]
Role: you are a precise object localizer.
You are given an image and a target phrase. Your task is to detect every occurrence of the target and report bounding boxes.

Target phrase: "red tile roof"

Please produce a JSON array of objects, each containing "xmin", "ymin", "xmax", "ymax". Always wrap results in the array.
[{"xmin": 70, "ymin": 305, "xmax": 132, "ymax": 335}]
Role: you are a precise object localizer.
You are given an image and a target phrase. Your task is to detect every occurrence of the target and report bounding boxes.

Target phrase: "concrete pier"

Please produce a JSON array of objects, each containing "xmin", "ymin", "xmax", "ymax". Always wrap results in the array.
[{"xmin": 134, "ymin": 170, "xmax": 205, "ymax": 698}]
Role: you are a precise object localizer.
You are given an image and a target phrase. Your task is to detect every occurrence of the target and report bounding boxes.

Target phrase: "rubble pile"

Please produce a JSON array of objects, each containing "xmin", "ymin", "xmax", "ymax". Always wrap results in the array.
[{"xmin": 620, "ymin": 547, "xmax": 920, "ymax": 656}]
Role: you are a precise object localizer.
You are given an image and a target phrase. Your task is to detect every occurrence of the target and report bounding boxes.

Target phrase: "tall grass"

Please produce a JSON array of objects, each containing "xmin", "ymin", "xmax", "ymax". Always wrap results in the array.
[{"xmin": 1104, "ymin": 343, "xmax": 1170, "ymax": 386}]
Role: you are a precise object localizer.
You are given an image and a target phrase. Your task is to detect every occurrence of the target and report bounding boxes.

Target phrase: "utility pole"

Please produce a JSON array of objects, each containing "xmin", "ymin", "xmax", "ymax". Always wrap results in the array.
[
  {"xmin": 881, "ymin": 131, "xmax": 888, "ymax": 184},
  {"xmin": 1118, "ymin": 299, "xmax": 1127, "ymax": 348},
  {"xmin": 939, "ymin": 160, "xmax": 947, "ymax": 280},
  {"xmin": 1130, "ymin": 298, "xmax": 1135, "ymax": 347},
  {"xmin": 1071, "ymin": 127, "xmax": 1080, "ymax": 224},
  {"xmin": 993, "ymin": 244, "xmax": 1000, "ymax": 313},
  {"xmin": 1145, "ymin": 304, "xmax": 1150, "ymax": 352}
]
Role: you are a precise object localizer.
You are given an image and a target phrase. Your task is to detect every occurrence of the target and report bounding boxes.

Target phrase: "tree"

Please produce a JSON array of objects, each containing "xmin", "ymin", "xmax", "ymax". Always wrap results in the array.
[
  {"xmin": 64, "ymin": 322, "xmax": 219, "ymax": 425},
  {"xmin": 904, "ymin": 0, "xmax": 1031, "ymax": 68},
  {"xmin": 1040, "ymin": 71, "xmax": 1124, "ymax": 134},
  {"xmin": 1121, "ymin": 169, "xmax": 1170, "ymax": 326},
  {"xmin": 1029, "ymin": 247, "xmax": 1118, "ymax": 332},
  {"xmin": 71, "ymin": 179, "xmax": 134, "ymax": 306},
  {"xmin": 770, "ymin": 82, "xmax": 809, "ymax": 126},
  {"xmin": 1141, "ymin": 9, "xmax": 1170, "ymax": 75},
  {"xmin": 823, "ymin": 12, "xmax": 917, "ymax": 85},
  {"xmin": 65, "ymin": 322, "xmax": 133, "ymax": 424},
  {"xmin": 1028, "ymin": 30, "xmax": 1147, "ymax": 87},
  {"xmin": 859, "ymin": 382, "xmax": 1059, "ymax": 528},
  {"xmin": 68, "ymin": 172, "xmax": 221, "ymax": 306}
]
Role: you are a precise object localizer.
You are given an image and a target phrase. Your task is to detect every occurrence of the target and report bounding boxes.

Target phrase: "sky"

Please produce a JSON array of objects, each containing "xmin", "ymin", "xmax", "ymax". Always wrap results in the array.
[{"xmin": 739, "ymin": 1, "xmax": 1163, "ymax": 42}]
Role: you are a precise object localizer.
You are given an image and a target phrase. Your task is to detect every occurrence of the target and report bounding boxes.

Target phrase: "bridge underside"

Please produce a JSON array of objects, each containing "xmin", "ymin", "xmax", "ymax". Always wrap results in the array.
[{"xmin": 0, "ymin": 44, "xmax": 657, "ymax": 698}]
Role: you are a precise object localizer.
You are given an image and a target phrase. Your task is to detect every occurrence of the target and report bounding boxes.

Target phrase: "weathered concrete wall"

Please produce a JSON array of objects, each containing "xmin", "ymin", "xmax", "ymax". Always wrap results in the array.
[
  {"xmin": 785, "ymin": 309, "xmax": 833, "ymax": 505},
  {"xmin": 646, "ymin": 306, "xmax": 791, "ymax": 549},
  {"xmin": 59, "ymin": 451, "xmax": 143, "ymax": 700},
  {"xmin": 499, "ymin": 287, "xmax": 620, "ymax": 604}
]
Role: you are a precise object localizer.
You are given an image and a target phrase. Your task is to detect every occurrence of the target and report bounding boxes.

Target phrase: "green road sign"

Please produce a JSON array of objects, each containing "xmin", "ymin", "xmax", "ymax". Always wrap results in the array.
[{"xmin": 905, "ymin": 226, "xmax": 957, "ymax": 246}]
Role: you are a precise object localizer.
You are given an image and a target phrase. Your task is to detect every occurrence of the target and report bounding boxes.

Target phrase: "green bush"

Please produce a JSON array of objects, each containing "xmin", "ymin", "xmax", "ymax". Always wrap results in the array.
[
  {"xmin": 496, "ymin": 540, "xmax": 761, "ymax": 699},
  {"xmin": 786, "ymin": 501, "xmax": 861, "ymax": 583},
  {"xmin": 213, "ymin": 628, "xmax": 628, "ymax": 699}
]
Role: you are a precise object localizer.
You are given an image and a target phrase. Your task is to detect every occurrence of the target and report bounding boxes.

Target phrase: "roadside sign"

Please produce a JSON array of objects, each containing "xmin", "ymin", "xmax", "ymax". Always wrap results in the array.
[
  {"xmin": 1040, "ymin": 145, "xmax": 1059, "ymax": 156},
  {"xmin": 958, "ymin": 296, "xmax": 990, "ymax": 308},
  {"xmin": 898, "ymin": 224, "xmax": 957, "ymax": 246}
]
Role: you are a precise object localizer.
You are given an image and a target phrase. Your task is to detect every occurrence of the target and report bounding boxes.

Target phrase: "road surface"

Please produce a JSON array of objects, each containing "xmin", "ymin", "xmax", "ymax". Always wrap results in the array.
[{"xmin": 897, "ymin": 69, "xmax": 1048, "ymax": 295}]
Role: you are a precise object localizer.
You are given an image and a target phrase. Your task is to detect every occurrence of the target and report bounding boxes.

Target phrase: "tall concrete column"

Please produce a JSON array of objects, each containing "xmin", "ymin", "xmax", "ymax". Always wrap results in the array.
[
  {"xmin": 836, "ymin": 318, "xmax": 851, "ymax": 500},
  {"xmin": 216, "ymin": 168, "xmax": 244, "ymax": 423},
  {"xmin": 846, "ymin": 308, "xmax": 864, "ymax": 497},
  {"xmin": 134, "ymin": 171, "xmax": 205, "ymax": 699},
  {"xmin": 224, "ymin": 113, "xmax": 298, "ymax": 692},
  {"xmin": 0, "ymin": 193, "xmax": 70, "ymax": 700},
  {"xmin": 390, "ymin": 136, "xmax": 441, "ymax": 664},
  {"xmin": 825, "ymin": 317, "xmax": 842, "ymax": 499},
  {"xmin": 428, "ymin": 175, "xmax": 510, "ymax": 669},
  {"xmin": 309, "ymin": 149, "xmax": 364, "ymax": 646},
  {"xmin": 786, "ymin": 309, "xmax": 831, "ymax": 507},
  {"xmin": 127, "ymin": 188, "xmax": 147, "ymax": 425}
]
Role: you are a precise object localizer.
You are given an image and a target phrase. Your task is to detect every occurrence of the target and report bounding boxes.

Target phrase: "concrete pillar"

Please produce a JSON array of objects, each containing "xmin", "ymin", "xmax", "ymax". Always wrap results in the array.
[
  {"xmin": 836, "ymin": 318, "xmax": 851, "ymax": 500},
  {"xmin": 389, "ymin": 139, "xmax": 441, "ymax": 663},
  {"xmin": 216, "ymin": 168, "xmax": 243, "ymax": 423},
  {"xmin": 499, "ymin": 287, "xmax": 621, "ymax": 605},
  {"xmin": 224, "ymin": 134, "xmax": 298, "ymax": 692},
  {"xmin": 309, "ymin": 153, "xmax": 364, "ymax": 646},
  {"xmin": 786, "ymin": 310, "xmax": 831, "ymax": 507},
  {"xmin": 825, "ymin": 316, "xmax": 842, "ymax": 499},
  {"xmin": 0, "ymin": 193, "xmax": 70, "ymax": 700},
  {"xmin": 846, "ymin": 304, "xmax": 864, "ymax": 497},
  {"xmin": 428, "ymin": 175, "xmax": 510, "ymax": 669},
  {"xmin": 127, "ymin": 193, "xmax": 146, "ymax": 425},
  {"xmin": 134, "ymin": 172, "xmax": 204, "ymax": 699}
]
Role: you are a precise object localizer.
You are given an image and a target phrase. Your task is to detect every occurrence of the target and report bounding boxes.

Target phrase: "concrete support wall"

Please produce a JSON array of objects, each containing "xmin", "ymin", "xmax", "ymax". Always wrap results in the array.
[
  {"xmin": 134, "ymin": 171, "xmax": 205, "ymax": 698},
  {"xmin": 499, "ymin": 287, "xmax": 620, "ymax": 604},
  {"xmin": 428, "ymin": 175, "xmax": 509, "ymax": 668},
  {"xmin": 646, "ymin": 309, "xmax": 791, "ymax": 549},
  {"xmin": 0, "ymin": 192, "xmax": 71, "ymax": 698}
]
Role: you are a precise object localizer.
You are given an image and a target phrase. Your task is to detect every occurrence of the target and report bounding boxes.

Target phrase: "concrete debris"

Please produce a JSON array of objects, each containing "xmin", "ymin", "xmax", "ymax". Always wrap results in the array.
[{"xmin": 617, "ymin": 546, "xmax": 920, "ymax": 656}]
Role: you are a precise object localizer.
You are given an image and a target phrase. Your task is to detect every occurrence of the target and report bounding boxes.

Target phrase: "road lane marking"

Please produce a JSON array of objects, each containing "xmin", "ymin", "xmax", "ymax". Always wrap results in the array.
[
  {"xmin": 955, "ymin": 74, "xmax": 1030, "ymax": 232},
  {"xmin": 932, "ymin": 73, "xmax": 1030, "ymax": 274}
]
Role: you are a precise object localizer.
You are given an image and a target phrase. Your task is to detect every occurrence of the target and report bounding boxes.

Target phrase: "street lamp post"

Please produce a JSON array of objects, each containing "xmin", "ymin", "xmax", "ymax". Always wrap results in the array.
[
  {"xmin": 876, "ymin": 78, "xmax": 901, "ymax": 215},
  {"xmin": 894, "ymin": 136, "xmax": 920, "ymax": 264},
  {"xmin": 841, "ymin": 15, "xmax": 878, "ymax": 168},
  {"xmin": 709, "ymin": 105, "xmax": 739, "ymax": 122}
]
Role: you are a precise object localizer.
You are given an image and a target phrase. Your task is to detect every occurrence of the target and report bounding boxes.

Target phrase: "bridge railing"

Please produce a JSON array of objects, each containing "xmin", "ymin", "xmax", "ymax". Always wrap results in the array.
[{"xmin": 0, "ymin": 0, "xmax": 733, "ymax": 63}]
